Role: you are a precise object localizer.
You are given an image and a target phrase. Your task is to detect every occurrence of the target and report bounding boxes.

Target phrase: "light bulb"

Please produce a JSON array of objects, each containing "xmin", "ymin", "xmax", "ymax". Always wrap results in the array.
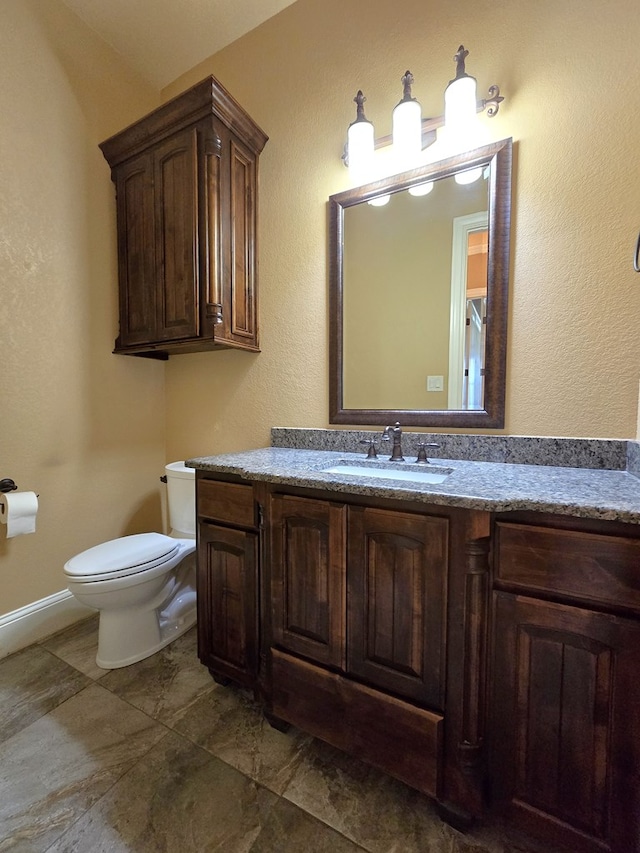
[
  {"xmin": 347, "ymin": 90, "xmax": 375, "ymax": 186},
  {"xmin": 444, "ymin": 75, "xmax": 478, "ymax": 133},
  {"xmin": 367, "ymin": 194, "xmax": 391, "ymax": 207},
  {"xmin": 392, "ymin": 71, "xmax": 422, "ymax": 169},
  {"xmin": 392, "ymin": 100, "xmax": 422, "ymax": 161}
]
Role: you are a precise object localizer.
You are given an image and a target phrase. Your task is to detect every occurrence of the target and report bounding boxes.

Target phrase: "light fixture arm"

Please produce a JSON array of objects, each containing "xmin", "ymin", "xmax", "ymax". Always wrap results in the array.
[{"xmin": 482, "ymin": 84, "xmax": 504, "ymax": 117}]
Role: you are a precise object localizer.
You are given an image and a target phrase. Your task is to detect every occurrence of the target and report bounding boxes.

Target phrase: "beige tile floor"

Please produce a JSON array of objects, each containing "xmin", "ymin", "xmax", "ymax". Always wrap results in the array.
[{"xmin": 0, "ymin": 618, "xmax": 558, "ymax": 852}]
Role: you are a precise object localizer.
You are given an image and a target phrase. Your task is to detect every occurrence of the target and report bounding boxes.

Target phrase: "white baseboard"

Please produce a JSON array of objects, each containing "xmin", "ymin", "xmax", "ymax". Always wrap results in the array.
[{"xmin": 0, "ymin": 590, "xmax": 94, "ymax": 659}]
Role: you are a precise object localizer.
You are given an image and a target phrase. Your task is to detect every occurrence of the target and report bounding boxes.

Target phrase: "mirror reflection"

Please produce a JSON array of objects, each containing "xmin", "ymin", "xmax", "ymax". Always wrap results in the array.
[
  {"xmin": 329, "ymin": 138, "xmax": 512, "ymax": 429},
  {"xmin": 342, "ymin": 173, "xmax": 488, "ymax": 411}
]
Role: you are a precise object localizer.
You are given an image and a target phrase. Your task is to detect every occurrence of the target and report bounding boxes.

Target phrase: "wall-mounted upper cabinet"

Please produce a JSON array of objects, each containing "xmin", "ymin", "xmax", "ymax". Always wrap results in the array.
[{"xmin": 100, "ymin": 76, "xmax": 268, "ymax": 359}]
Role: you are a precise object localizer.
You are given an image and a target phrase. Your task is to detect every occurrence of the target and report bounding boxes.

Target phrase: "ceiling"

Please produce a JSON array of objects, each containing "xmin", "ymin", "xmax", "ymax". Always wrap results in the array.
[{"xmin": 61, "ymin": 0, "xmax": 298, "ymax": 89}]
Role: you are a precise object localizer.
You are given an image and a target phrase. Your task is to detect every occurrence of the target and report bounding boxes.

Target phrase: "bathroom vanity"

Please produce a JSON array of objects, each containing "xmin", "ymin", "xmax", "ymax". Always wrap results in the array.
[{"xmin": 189, "ymin": 436, "xmax": 640, "ymax": 853}]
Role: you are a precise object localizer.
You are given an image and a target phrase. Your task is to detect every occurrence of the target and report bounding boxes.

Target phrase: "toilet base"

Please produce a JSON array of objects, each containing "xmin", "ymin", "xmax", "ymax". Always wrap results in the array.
[
  {"xmin": 94, "ymin": 549, "xmax": 197, "ymax": 669},
  {"xmin": 96, "ymin": 602, "xmax": 197, "ymax": 669}
]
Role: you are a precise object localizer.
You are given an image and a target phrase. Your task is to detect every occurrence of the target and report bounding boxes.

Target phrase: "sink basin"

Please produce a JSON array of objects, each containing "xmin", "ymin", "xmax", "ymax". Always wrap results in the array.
[{"xmin": 321, "ymin": 462, "xmax": 452, "ymax": 485}]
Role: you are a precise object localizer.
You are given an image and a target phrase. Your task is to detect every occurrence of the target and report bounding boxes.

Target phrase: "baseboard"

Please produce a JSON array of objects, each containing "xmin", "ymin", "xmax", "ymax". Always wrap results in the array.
[{"xmin": 0, "ymin": 590, "xmax": 94, "ymax": 659}]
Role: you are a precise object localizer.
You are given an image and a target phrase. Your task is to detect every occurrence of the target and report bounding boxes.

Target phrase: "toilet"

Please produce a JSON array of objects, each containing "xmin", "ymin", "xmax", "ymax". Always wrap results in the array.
[{"xmin": 64, "ymin": 462, "xmax": 197, "ymax": 669}]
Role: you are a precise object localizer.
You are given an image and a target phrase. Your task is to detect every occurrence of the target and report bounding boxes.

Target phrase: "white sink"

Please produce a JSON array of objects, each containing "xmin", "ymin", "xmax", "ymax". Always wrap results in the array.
[{"xmin": 321, "ymin": 463, "xmax": 452, "ymax": 485}]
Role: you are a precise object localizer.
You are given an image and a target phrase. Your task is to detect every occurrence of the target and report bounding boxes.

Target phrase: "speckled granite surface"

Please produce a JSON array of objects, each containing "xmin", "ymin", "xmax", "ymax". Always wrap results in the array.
[
  {"xmin": 271, "ymin": 428, "xmax": 631, "ymax": 470},
  {"xmin": 187, "ymin": 446, "xmax": 640, "ymax": 525},
  {"xmin": 628, "ymin": 440, "xmax": 640, "ymax": 478}
]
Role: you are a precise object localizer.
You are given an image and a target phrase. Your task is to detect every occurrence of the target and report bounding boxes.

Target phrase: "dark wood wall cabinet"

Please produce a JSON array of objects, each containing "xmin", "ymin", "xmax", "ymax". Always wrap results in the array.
[
  {"xmin": 195, "ymin": 477, "xmax": 640, "ymax": 853},
  {"xmin": 100, "ymin": 76, "xmax": 268, "ymax": 359}
]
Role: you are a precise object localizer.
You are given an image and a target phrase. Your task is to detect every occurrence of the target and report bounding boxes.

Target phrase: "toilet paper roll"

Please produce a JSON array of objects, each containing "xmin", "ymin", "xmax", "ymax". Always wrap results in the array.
[{"xmin": 0, "ymin": 491, "xmax": 38, "ymax": 538}]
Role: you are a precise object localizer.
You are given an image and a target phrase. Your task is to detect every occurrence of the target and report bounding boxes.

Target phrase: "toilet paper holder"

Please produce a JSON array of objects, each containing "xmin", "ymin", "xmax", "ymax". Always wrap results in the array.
[{"xmin": 0, "ymin": 479, "xmax": 18, "ymax": 515}]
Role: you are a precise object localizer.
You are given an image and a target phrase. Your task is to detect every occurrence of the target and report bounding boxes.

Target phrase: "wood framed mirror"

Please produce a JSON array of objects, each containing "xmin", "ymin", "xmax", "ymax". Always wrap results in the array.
[{"xmin": 329, "ymin": 137, "xmax": 512, "ymax": 428}]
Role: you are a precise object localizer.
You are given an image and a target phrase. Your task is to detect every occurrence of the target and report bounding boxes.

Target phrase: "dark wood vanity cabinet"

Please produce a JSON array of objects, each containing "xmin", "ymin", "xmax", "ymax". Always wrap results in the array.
[
  {"xmin": 490, "ymin": 515, "xmax": 640, "ymax": 853},
  {"xmin": 267, "ymin": 490, "xmax": 491, "ymax": 818},
  {"xmin": 99, "ymin": 76, "xmax": 267, "ymax": 358},
  {"xmin": 194, "ymin": 473, "xmax": 640, "ymax": 852},
  {"xmin": 270, "ymin": 498, "xmax": 448, "ymax": 705},
  {"xmin": 196, "ymin": 475, "xmax": 260, "ymax": 687}
]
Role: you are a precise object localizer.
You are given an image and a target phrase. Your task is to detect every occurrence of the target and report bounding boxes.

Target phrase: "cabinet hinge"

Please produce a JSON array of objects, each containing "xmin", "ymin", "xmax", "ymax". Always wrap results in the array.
[{"xmin": 257, "ymin": 503, "xmax": 265, "ymax": 530}]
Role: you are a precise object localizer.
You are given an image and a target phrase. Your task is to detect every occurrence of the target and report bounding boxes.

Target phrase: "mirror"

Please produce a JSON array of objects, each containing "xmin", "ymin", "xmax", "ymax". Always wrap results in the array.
[{"xmin": 329, "ymin": 138, "xmax": 512, "ymax": 428}]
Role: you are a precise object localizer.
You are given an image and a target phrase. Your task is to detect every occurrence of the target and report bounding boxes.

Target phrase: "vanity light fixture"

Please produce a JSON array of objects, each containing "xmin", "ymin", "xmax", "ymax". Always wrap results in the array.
[{"xmin": 344, "ymin": 45, "xmax": 503, "ymax": 184}]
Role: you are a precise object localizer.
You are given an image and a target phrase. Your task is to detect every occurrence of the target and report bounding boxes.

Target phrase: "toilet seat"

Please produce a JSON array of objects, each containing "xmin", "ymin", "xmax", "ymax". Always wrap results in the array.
[{"xmin": 64, "ymin": 533, "xmax": 181, "ymax": 583}]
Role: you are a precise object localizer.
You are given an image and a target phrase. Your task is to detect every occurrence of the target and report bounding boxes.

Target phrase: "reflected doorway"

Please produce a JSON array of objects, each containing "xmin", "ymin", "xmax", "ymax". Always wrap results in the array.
[{"xmin": 448, "ymin": 212, "xmax": 488, "ymax": 409}]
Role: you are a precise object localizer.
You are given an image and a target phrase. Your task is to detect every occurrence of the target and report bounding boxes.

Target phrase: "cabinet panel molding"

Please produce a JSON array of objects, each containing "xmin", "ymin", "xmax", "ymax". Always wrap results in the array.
[
  {"xmin": 197, "ymin": 521, "xmax": 258, "ymax": 686},
  {"xmin": 154, "ymin": 128, "xmax": 199, "ymax": 341},
  {"xmin": 459, "ymin": 535, "xmax": 490, "ymax": 778},
  {"xmin": 347, "ymin": 506, "xmax": 448, "ymax": 708},
  {"xmin": 495, "ymin": 521, "xmax": 640, "ymax": 614},
  {"xmin": 115, "ymin": 156, "xmax": 156, "ymax": 346},
  {"xmin": 270, "ymin": 494, "xmax": 346, "ymax": 669},
  {"xmin": 491, "ymin": 592, "xmax": 640, "ymax": 853},
  {"xmin": 271, "ymin": 649, "xmax": 443, "ymax": 799}
]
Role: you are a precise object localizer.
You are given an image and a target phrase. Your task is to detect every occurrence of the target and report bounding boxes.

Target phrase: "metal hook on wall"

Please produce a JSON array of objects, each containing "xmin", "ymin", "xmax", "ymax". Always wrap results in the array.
[
  {"xmin": 0, "ymin": 479, "xmax": 18, "ymax": 494},
  {"xmin": 634, "ymin": 232, "xmax": 640, "ymax": 273}
]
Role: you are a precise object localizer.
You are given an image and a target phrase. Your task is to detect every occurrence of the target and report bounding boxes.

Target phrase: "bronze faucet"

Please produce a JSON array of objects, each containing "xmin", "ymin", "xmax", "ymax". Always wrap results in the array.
[{"xmin": 382, "ymin": 422, "xmax": 404, "ymax": 461}]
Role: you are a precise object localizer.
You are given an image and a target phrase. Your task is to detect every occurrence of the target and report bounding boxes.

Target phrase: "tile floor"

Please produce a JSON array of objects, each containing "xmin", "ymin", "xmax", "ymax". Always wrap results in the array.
[{"xmin": 1, "ymin": 618, "xmax": 558, "ymax": 853}]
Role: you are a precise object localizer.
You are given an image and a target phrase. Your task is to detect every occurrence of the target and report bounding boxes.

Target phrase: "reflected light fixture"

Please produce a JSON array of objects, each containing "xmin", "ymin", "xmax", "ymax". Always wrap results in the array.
[
  {"xmin": 367, "ymin": 194, "xmax": 391, "ymax": 207},
  {"xmin": 408, "ymin": 180, "xmax": 434, "ymax": 197},
  {"xmin": 344, "ymin": 45, "xmax": 503, "ymax": 186}
]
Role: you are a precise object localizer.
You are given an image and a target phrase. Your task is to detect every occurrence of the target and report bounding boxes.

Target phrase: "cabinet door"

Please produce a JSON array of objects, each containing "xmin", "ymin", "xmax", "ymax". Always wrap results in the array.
[
  {"xmin": 270, "ymin": 494, "xmax": 346, "ymax": 669},
  {"xmin": 347, "ymin": 506, "xmax": 448, "ymax": 708},
  {"xmin": 114, "ymin": 153, "xmax": 156, "ymax": 347},
  {"xmin": 215, "ymin": 127, "xmax": 259, "ymax": 350},
  {"xmin": 197, "ymin": 521, "xmax": 258, "ymax": 686},
  {"xmin": 491, "ymin": 592, "xmax": 640, "ymax": 853},
  {"xmin": 153, "ymin": 127, "xmax": 199, "ymax": 342}
]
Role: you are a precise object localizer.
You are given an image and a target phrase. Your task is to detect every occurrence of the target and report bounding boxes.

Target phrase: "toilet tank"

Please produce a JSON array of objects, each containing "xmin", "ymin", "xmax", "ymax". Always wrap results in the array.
[{"xmin": 164, "ymin": 462, "xmax": 195, "ymax": 539}]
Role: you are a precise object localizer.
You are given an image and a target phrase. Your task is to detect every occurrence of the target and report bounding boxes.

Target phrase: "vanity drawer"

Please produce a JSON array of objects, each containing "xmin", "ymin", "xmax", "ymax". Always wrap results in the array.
[
  {"xmin": 495, "ymin": 522, "xmax": 640, "ymax": 614},
  {"xmin": 197, "ymin": 479, "xmax": 256, "ymax": 529},
  {"xmin": 271, "ymin": 649, "xmax": 442, "ymax": 798}
]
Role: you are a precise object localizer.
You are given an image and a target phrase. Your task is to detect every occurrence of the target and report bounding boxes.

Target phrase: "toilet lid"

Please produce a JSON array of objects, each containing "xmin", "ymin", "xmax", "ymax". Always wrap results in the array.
[{"xmin": 64, "ymin": 532, "xmax": 180, "ymax": 580}]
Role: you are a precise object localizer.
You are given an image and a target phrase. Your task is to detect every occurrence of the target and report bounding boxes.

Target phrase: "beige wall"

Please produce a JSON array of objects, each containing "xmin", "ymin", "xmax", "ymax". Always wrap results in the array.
[
  {"xmin": 0, "ymin": 0, "xmax": 164, "ymax": 617},
  {"xmin": 164, "ymin": 0, "xmax": 640, "ymax": 459}
]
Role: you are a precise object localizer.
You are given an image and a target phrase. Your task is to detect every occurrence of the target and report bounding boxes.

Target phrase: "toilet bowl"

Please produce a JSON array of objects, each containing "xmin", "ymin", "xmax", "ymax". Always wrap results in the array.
[{"xmin": 64, "ymin": 462, "xmax": 197, "ymax": 669}]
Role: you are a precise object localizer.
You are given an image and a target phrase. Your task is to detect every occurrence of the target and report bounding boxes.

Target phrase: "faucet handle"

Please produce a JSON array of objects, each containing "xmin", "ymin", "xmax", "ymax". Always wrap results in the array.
[
  {"xmin": 416, "ymin": 442, "xmax": 440, "ymax": 464},
  {"xmin": 360, "ymin": 438, "xmax": 378, "ymax": 459}
]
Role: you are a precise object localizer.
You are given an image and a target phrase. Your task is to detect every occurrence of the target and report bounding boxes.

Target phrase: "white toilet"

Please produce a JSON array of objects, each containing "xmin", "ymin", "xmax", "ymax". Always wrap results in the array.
[{"xmin": 64, "ymin": 462, "xmax": 197, "ymax": 669}]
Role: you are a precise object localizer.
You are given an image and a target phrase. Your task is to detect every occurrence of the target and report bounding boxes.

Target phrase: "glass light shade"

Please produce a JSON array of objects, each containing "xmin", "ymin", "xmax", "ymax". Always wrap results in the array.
[
  {"xmin": 392, "ymin": 98, "xmax": 422, "ymax": 164},
  {"xmin": 408, "ymin": 181, "xmax": 434, "ymax": 197},
  {"xmin": 348, "ymin": 119, "xmax": 375, "ymax": 186},
  {"xmin": 444, "ymin": 75, "xmax": 477, "ymax": 132}
]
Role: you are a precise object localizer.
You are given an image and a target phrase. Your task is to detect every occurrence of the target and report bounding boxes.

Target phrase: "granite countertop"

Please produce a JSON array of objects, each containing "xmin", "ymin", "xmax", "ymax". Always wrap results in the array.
[{"xmin": 187, "ymin": 447, "xmax": 640, "ymax": 525}]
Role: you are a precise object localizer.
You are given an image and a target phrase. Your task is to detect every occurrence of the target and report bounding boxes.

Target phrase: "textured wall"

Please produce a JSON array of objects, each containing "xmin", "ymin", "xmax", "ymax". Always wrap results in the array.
[
  {"xmin": 163, "ymin": 0, "xmax": 640, "ymax": 459},
  {"xmin": 0, "ymin": 0, "xmax": 164, "ymax": 616}
]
